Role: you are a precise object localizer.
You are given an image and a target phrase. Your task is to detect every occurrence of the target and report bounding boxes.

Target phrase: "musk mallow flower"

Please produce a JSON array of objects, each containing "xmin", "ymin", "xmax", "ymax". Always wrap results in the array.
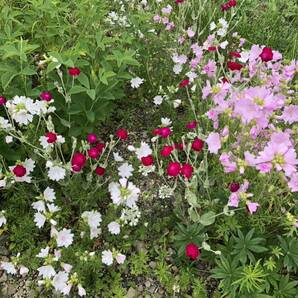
[
  {"xmin": 55, "ymin": 229, "xmax": 74, "ymax": 248},
  {"xmin": 246, "ymin": 201, "xmax": 259, "ymax": 214},
  {"xmin": 102, "ymin": 250, "xmax": 113, "ymax": 266},
  {"xmin": 108, "ymin": 221, "xmax": 121, "ymax": 235},
  {"xmin": 81, "ymin": 211, "xmax": 102, "ymax": 239},
  {"xmin": 280, "ymin": 105, "xmax": 298, "ymax": 124},
  {"xmin": 46, "ymin": 161, "xmax": 66, "ymax": 181},
  {"xmin": 206, "ymin": 132, "xmax": 221, "ymax": 154},
  {"xmin": 38, "ymin": 265, "xmax": 56, "ymax": 278}
]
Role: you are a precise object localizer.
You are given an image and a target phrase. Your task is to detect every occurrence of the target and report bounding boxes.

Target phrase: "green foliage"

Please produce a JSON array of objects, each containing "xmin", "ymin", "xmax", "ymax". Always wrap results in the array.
[
  {"xmin": 232, "ymin": 229, "xmax": 267, "ymax": 264},
  {"xmin": 278, "ymin": 236, "xmax": 298, "ymax": 272}
]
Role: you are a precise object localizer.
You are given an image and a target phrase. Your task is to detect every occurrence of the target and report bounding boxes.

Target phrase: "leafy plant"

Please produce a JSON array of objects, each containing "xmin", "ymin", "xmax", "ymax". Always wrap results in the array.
[{"xmin": 278, "ymin": 236, "xmax": 298, "ymax": 272}]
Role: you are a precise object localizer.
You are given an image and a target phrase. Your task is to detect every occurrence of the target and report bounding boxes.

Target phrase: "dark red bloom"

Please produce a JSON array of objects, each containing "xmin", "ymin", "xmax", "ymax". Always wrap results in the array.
[
  {"xmin": 221, "ymin": 3, "xmax": 230, "ymax": 11},
  {"xmin": 72, "ymin": 164, "xmax": 82, "ymax": 173},
  {"xmin": 167, "ymin": 162, "xmax": 181, "ymax": 176},
  {"xmin": 87, "ymin": 147, "xmax": 100, "ymax": 159},
  {"xmin": 260, "ymin": 47, "xmax": 273, "ymax": 62},
  {"xmin": 229, "ymin": 51, "xmax": 241, "ymax": 58},
  {"xmin": 160, "ymin": 145, "xmax": 174, "ymax": 157},
  {"xmin": 228, "ymin": 0, "xmax": 237, "ymax": 7},
  {"xmin": 152, "ymin": 128, "xmax": 161, "ymax": 136},
  {"xmin": 179, "ymin": 79, "xmax": 190, "ymax": 88},
  {"xmin": 141, "ymin": 155, "xmax": 154, "ymax": 166},
  {"xmin": 46, "ymin": 132, "xmax": 57, "ymax": 143},
  {"xmin": 208, "ymin": 46, "xmax": 217, "ymax": 52},
  {"xmin": 191, "ymin": 138, "xmax": 204, "ymax": 152},
  {"xmin": 227, "ymin": 61, "xmax": 243, "ymax": 71},
  {"xmin": 96, "ymin": 142, "xmax": 105, "ymax": 154},
  {"xmin": 174, "ymin": 143, "xmax": 184, "ymax": 151},
  {"xmin": 95, "ymin": 166, "xmax": 105, "ymax": 176},
  {"xmin": 68, "ymin": 67, "xmax": 81, "ymax": 76},
  {"xmin": 176, "ymin": 0, "xmax": 184, "ymax": 3},
  {"xmin": 40, "ymin": 91, "xmax": 52, "ymax": 101},
  {"xmin": 87, "ymin": 133, "xmax": 97, "ymax": 144},
  {"xmin": 71, "ymin": 152, "xmax": 87, "ymax": 168},
  {"xmin": 221, "ymin": 77, "xmax": 229, "ymax": 84},
  {"xmin": 229, "ymin": 182, "xmax": 240, "ymax": 192},
  {"xmin": 160, "ymin": 127, "xmax": 172, "ymax": 138},
  {"xmin": 185, "ymin": 243, "xmax": 200, "ymax": 260},
  {"xmin": 13, "ymin": 165, "xmax": 26, "ymax": 177},
  {"xmin": 186, "ymin": 121, "xmax": 197, "ymax": 129},
  {"xmin": 181, "ymin": 163, "xmax": 193, "ymax": 179},
  {"xmin": 116, "ymin": 128, "xmax": 128, "ymax": 140},
  {"xmin": 0, "ymin": 96, "xmax": 6, "ymax": 106}
]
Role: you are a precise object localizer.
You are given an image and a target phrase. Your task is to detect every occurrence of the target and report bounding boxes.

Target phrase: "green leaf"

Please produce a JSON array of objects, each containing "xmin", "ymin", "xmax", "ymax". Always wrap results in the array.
[
  {"xmin": 69, "ymin": 86, "xmax": 86, "ymax": 95},
  {"xmin": 21, "ymin": 66, "xmax": 36, "ymax": 75},
  {"xmin": 86, "ymin": 111, "xmax": 95, "ymax": 123},
  {"xmin": 87, "ymin": 89, "xmax": 96, "ymax": 100},
  {"xmin": 188, "ymin": 207, "xmax": 200, "ymax": 222},
  {"xmin": 1, "ymin": 72, "xmax": 17, "ymax": 90},
  {"xmin": 60, "ymin": 118, "xmax": 71, "ymax": 128},
  {"xmin": 199, "ymin": 211, "xmax": 216, "ymax": 226},
  {"xmin": 47, "ymin": 61, "xmax": 60, "ymax": 73},
  {"xmin": 78, "ymin": 73, "xmax": 90, "ymax": 89}
]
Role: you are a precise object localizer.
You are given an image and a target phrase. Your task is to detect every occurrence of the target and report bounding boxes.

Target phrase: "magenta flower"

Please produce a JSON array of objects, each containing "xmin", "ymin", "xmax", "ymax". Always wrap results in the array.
[{"xmin": 202, "ymin": 60, "xmax": 217, "ymax": 78}]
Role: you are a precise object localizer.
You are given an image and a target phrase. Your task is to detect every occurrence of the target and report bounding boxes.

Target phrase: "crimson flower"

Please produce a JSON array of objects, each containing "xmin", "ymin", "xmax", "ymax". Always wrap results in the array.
[
  {"xmin": 0, "ymin": 96, "xmax": 6, "ymax": 106},
  {"xmin": 260, "ymin": 47, "xmax": 273, "ymax": 62},
  {"xmin": 160, "ymin": 145, "xmax": 174, "ymax": 157},
  {"xmin": 116, "ymin": 128, "xmax": 128, "ymax": 140},
  {"xmin": 71, "ymin": 152, "xmax": 87, "ymax": 168},
  {"xmin": 95, "ymin": 166, "xmax": 105, "ymax": 176},
  {"xmin": 167, "ymin": 162, "xmax": 181, "ymax": 176},
  {"xmin": 185, "ymin": 243, "xmax": 200, "ymax": 260},
  {"xmin": 40, "ymin": 91, "xmax": 52, "ymax": 101},
  {"xmin": 179, "ymin": 79, "xmax": 190, "ymax": 88},
  {"xmin": 46, "ymin": 132, "xmax": 57, "ymax": 143},
  {"xmin": 87, "ymin": 133, "xmax": 97, "ymax": 144},
  {"xmin": 87, "ymin": 147, "xmax": 100, "ymax": 159},
  {"xmin": 191, "ymin": 138, "xmax": 204, "ymax": 152},
  {"xmin": 229, "ymin": 182, "xmax": 240, "ymax": 192},
  {"xmin": 181, "ymin": 163, "xmax": 193, "ymax": 179},
  {"xmin": 68, "ymin": 67, "xmax": 81, "ymax": 76},
  {"xmin": 13, "ymin": 165, "xmax": 26, "ymax": 177},
  {"xmin": 227, "ymin": 61, "xmax": 243, "ymax": 71},
  {"xmin": 141, "ymin": 155, "xmax": 154, "ymax": 166}
]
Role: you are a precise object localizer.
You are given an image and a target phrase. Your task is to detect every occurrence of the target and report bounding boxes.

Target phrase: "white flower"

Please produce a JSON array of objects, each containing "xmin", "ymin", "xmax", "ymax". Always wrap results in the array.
[
  {"xmin": 109, "ymin": 178, "xmax": 140, "ymax": 207},
  {"xmin": 120, "ymin": 206, "xmax": 141, "ymax": 226},
  {"xmin": 19, "ymin": 266, "xmax": 29, "ymax": 276},
  {"xmin": 0, "ymin": 179, "xmax": 6, "ymax": 188},
  {"xmin": 36, "ymin": 246, "xmax": 50, "ymax": 258},
  {"xmin": 90, "ymin": 227, "xmax": 101, "ymax": 239},
  {"xmin": 0, "ymin": 117, "xmax": 12, "ymax": 130},
  {"xmin": 5, "ymin": 136, "xmax": 13, "ymax": 143},
  {"xmin": 135, "ymin": 142, "xmax": 152, "ymax": 159},
  {"xmin": 78, "ymin": 284, "xmax": 86, "ymax": 297},
  {"xmin": 53, "ymin": 271, "xmax": 69, "ymax": 292},
  {"xmin": 153, "ymin": 95, "xmax": 163, "ymax": 105},
  {"xmin": 6, "ymin": 96, "xmax": 37, "ymax": 125},
  {"xmin": 47, "ymin": 203, "xmax": 60, "ymax": 213},
  {"xmin": 130, "ymin": 77, "xmax": 144, "ymax": 89},
  {"xmin": 173, "ymin": 99, "xmax": 182, "ymax": 108},
  {"xmin": 82, "ymin": 211, "xmax": 102, "ymax": 229},
  {"xmin": 34, "ymin": 212, "xmax": 46, "ymax": 228},
  {"xmin": 1, "ymin": 262, "xmax": 17, "ymax": 275},
  {"xmin": 127, "ymin": 145, "xmax": 136, "ymax": 152},
  {"xmin": 38, "ymin": 265, "xmax": 56, "ymax": 278},
  {"xmin": 0, "ymin": 211, "xmax": 7, "ymax": 227},
  {"xmin": 56, "ymin": 229, "xmax": 74, "ymax": 248},
  {"xmin": 218, "ymin": 18, "xmax": 228, "ymax": 29},
  {"xmin": 186, "ymin": 71, "xmax": 197, "ymax": 82},
  {"xmin": 217, "ymin": 28, "xmax": 226, "ymax": 37},
  {"xmin": 172, "ymin": 54, "xmax": 187, "ymax": 64},
  {"xmin": 159, "ymin": 185, "xmax": 174, "ymax": 199},
  {"xmin": 210, "ymin": 21, "xmax": 216, "ymax": 31},
  {"xmin": 115, "ymin": 253, "xmax": 126, "ymax": 264},
  {"xmin": 118, "ymin": 162, "xmax": 133, "ymax": 178},
  {"xmin": 47, "ymin": 165, "xmax": 66, "ymax": 181},
  {"xmin": 161, "ymin": 117, "xmax": 172, "ymax": 127},
  {"xmin": 113, "ymin": 152, "xmax": 124, "ymax": 162},
  {"xmin": 32, "ymin": 200, "xmax": 46, "ymax": 212},
  {"xmin": 108, "ymin": 221, "xmax": 121, "ymax": 235},
  {"xmin": 220, "ymin": 40, "xmax": 229, "ymax": 49},
  {"xmin": 44, "ymin": 187, "xmax": 56, "ymax": 202},
  {"xmin": 173, "ymin": 64, "xmax": 182, "ymax": 74},
  {"xmin": 102, "ymin": 250, "xmax": 113, "ymax": 266},
  {"xmin": 239, "ymin": 51, "xmax": 250, "ymax": 63}
]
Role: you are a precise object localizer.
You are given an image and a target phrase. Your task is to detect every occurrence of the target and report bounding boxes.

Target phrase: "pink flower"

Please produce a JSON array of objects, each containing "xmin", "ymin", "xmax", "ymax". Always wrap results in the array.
[
  {"xmin": 95, "ymin": 166, "xmax": 105, "ymax": 176},
  {"xmin": 206, "ymin": 132, "xmax": 221, "ymax": 154},
  {"xmin": 87, "ymin": 133, "xmax": 97, "ymax": 144},
  {"xmin": 281, "ymin": 105, "xmax": 298, "ymax": 124},
  {"xmin": 219, "ymin": 152, "xmax": 237, "ymax": 173},
  {"xmin": 202, "ymin": 60, "xmax": 217, "ymax": 78},
  {"xmin": 153, "ymin": 15, "xmax": 161, "ymax": 22},
  {"xmin": 0, "ymin": 96, "xmax": 6, "ymax": 106},
  {"xmin": 228, "ymin": 193, "xmax": 240, "ymax": 207},
  {"xmin": 160, "ymin": 127, "xmax": 171, "ymax": 138},
  {"xmin": 13, "ymin": 165, "xmax": 27, "ymax": 177},
  {"xmin": 191, "ymin": 138, "xmax": 204, "ymax": 152},
  {"xmin": 246, "ymin": 201, "xmax": 259, "ymax": 214},
  {"xmin": 185, "ymin": 243, "xmax": 200, "ymax": 260},
  {"xmin": 46, "ymin": 132, "xmax": 57, "ymax": 143},
  {"xmin": 181, "ymin": 163, "xmax": 193, "ymax": 179},
  {"xmin": 141, "ymin": 155, "xmax": 154, "ymax": 166},
  {"xmin": 87, "ymin": 147, "xmax": 100, "ymax": 159},
  {"xmin": 186, "ymin": 27, "xmax": 195, "ymax": 38},
  {"xmin": 116, "ymin": 128, "xmax": 128, "ymax": 140},
  {"xmin": 260, "ymin": 47, "xmax": 273, "ymax": 62},
  {"xmin": 71, "ymin": 152, "xmax": 87, "ymax": 169},
  {"xmin": 40, "ymin": 91, "xmax": 52, "ymax": 101},
  {"xmin": 160, "ymin": 145, "xmax": 174, "ymax": 157},
  {"xmin": 186, "ymin": 121, "xmax": 197, "ymax": 129},
  {"xmin": 68, "ymin": 67, "xmax": 80, "ymax": 76},
  {"xmin": 167, "ymin": 162, "xmax": 181, "ymax": 176},
  {"xmin": 288, "ymin": 173, "xmax": 298, "ymax": 192}
]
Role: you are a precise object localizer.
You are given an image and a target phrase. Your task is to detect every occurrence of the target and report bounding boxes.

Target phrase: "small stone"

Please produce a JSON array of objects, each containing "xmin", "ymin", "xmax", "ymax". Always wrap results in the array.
[
  {"xmin": 149, "ymin": 261, "xmax": 156, "ymax": 269},
  {"xmin": 137, "ymin": 285, "xmax": 143, "ymax": 292},
  {"xmin": 126, "ymin": 287, "xmax": 137, "ymax": 298},
  {"xmin": 0, "ymin": 246, "xmax": 9, "ymax": 256},
  {"xmin": 145, "ymin": 281, "xmax": 151, "ymax": 288},
  {"xmin": 148, "ymin": 286, "xmax": 155, "ymax": 293}
]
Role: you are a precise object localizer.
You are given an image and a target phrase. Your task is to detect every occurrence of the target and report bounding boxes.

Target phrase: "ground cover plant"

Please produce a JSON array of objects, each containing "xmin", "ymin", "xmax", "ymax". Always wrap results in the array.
[{"xmin": 0, "ymin": 0, "xmax": 297, "ymax": 297}]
